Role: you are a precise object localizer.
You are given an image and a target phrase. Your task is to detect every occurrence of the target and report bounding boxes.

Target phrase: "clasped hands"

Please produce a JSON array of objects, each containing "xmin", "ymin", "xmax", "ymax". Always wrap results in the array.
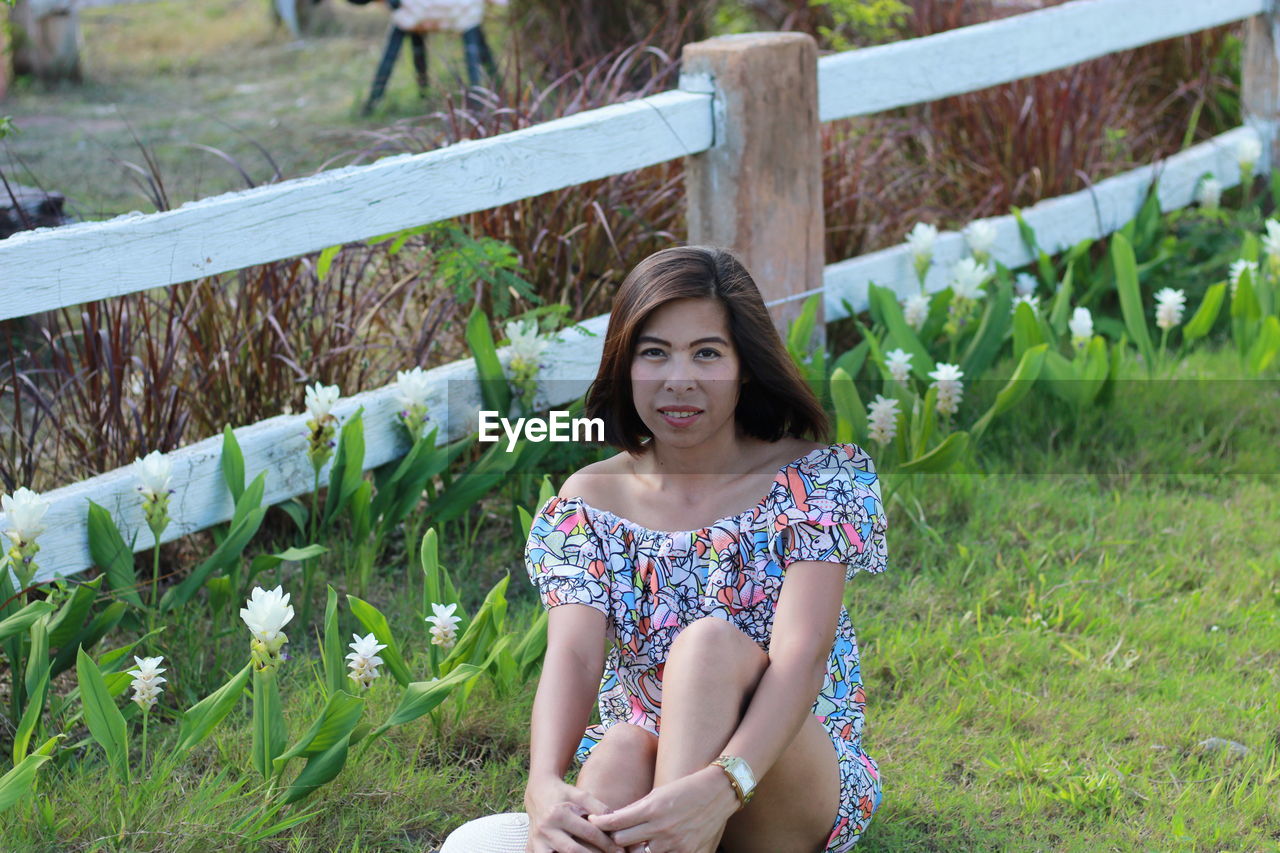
[{"xmin": 526, "ymin": 766, "xmax": 739, "ymax": 853}]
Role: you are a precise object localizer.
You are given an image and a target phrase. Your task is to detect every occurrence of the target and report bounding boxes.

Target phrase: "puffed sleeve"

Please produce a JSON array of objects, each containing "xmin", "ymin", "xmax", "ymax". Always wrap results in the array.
[
  {"xmin": 524, "ymin": 495, "xmax": 611, "ymax": 615},
  {"xmin": 767, "ymin": 443, "xmax": 888, "ymax": 582}
]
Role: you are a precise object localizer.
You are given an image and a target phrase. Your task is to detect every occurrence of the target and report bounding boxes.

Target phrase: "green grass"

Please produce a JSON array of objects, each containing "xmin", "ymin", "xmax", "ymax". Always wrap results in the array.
[{"xmin": 3, "ymin": 343, "xmax": 1279, "ymax": 851}]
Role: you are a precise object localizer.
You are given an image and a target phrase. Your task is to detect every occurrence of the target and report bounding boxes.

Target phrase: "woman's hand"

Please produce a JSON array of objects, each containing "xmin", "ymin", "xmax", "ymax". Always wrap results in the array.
[
  {"xmin": 525, "ymin": 775, "xmax": 624, "ymax": 853},
  {"xmin": 585, "ymin": 766, "xmax": 739, "ymax": 853}
]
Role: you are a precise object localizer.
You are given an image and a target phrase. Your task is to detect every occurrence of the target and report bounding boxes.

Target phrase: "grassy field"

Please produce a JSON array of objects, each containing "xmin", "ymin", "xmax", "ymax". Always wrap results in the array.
[
  {"xmin": 2, "ymin": 0, "xmax": 493, "ymax": 219},
  {"xmin": 2, "ymin": 343, "xmax": 1277, "ymax": 851}
]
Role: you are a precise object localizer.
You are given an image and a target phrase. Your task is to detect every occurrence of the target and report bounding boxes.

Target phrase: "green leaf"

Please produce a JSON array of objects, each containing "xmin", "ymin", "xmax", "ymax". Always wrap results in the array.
[
  {"xmin": 467, "ymin": 306, "xmax": 512, "ymax": 419},
  {"xmin": 273, "ymin": 690, "xmax": 364, "ymax": 775},
  {"xmin": 0, "ymin": 752, "xmax": 52, "ymax": 815},
  {"xmin": 0, "ymin": 600, "xmax": 55, "ymax": 644},
  {"xmin": 46, "ymin": 576, "xmax": 104, "ymax": 648},
  {"xmin": 970, "ymin": 344, "xmax": 1048, "ymax": 443},
  {"xmin": 868, "ymin": 284, "xmax": 934, "ymax": 378},
  {"xmin": 1111, "ymin": 233, "xmax": 1154, "ymax": 370},
  {"xmin": 247, "ymin": 545, "xmax": 328, "ymax": 589},
  {"xmin": 316, "ymin": 245, "xmax": 341, "ymax": 282},
  {"xmin": 282, "ymin": 734, "xmax": 352, "ymax": 804},
  {"xmin": 222, "ymin": 425, "xmax": 246, "ymax": 505},
  {"xmin": 323, "ymin": 409, "xmax": 367, "ymax": 531},
  {"xmin": 322, "ymin": 586, "xmax": 346, "ymax": 697},
  {"xmin": 233, "ymin": 470, "xmax": 267, "ymax": 531},
  {"xmin": 14, "ymin": 651, "xmax": 49, "ymax": 765},
  {"xmin": 898, "ymin": 431, "xmax": 970, "ymax": 473},
  {"xmin": 76, "ymin": 647, "xmax": 129, "ymax": 784},
  {"xmin": 367, "ymin": 664, "xmax": 484, "ymax": 742},
  {"xmin": 347, "ymin": 595, "xmax": 413, "ymax": 687},
  {"xmin": 161, "ymin": 494, "xmax": 268, "ymax": 611},
  {"xmin": 1248, "ymin": 315, "xmax": 1280, "ymax": 374},
  {"xmin": 1181, "ymin": 282, "xmax": 1226, "ymax": 342},
  {"xmin": 86, "ymin": 502, "xmax": 144, "ymax": 607},
  {"xmin": 829, "ymin": 367, "xmax": 866, "ymax": 445},
  {"xmin": 279, "ymin": 500, "xmax": 309, "ymax": 536},
  {"xmin": 251, "ymin": 668, "xmax": 287, "ymax": 780},
  {"xmin": 48, "ymin": 600, "xmax": 128, "ymax": 680},
  {"xmin": 959, "ymin": 268, "xmax": 1013, "ymax": 381},
  {"xmin": 175, "ymin": 664, "xmax": 252, "ymax": 754},
  {"xmin": 1011, "ymin": 301, "xmax": 1043, "ymax": 363},
  {"xmin": 515, "ymin": 609, "xmax": 548, "ymax": 682},
  {"xmin": 439, "ymin": 576, "xmax": 509, "ymax": 676}
]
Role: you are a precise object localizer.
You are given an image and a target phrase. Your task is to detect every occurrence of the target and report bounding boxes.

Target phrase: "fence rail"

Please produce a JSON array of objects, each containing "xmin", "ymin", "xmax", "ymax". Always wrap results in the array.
[{"xmin": 2, "ymin": 0, "xmax": 1272, "ymax": 581}]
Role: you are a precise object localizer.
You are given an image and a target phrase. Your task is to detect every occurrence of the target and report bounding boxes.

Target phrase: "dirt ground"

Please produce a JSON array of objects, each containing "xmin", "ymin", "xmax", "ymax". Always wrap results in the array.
[{"xmin": 1, "ymin": 0, "xmax": 498, "ymax": 220}]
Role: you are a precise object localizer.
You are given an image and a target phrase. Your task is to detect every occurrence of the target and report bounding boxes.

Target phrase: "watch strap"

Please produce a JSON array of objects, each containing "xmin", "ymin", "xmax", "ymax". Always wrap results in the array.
[{"xmin": 711, "ymin": 755, "xmax": 755, "ymax": 809}]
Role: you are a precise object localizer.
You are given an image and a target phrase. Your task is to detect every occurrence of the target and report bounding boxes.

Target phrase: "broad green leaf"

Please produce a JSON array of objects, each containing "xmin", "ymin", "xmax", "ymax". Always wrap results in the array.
[
  {"xmin": 323, "ymin": 409, "xmax": 367, "ymax": 531},
  {"xmin": 898, "ymin": 431, "xmax": 970, "ymax": 473},
  {"xmin": 1111, "ymin": 233, "xmax": 1154, "ymax": 369},
  {"xmin": 162, "ymin": 496, "xmax": 268, "ymax": 611},
  {"xmin": 273, "ymin": 690, "xmax": 364, "ymax": 774},
  {"xmin": 368, "ymin": 664, "xmax": 483, "ymax": 741},
  {"xmin": 0, "ymin": 600, "xmax": 54, "ymax": 644},
  {"xmin": 1248, "ymin": 315, "xmax": 1280, "ymax": 374},
  {"xmin": 47, "ymin": 576, "xmax": 104, "ymax": 648},
  {"xmin": 0, "ymin": 752, "xmax": 52, "ymax": 814},
  {"xmin": 467, "ymin": 307, "xmax": 512, "ymax": 420},
  {"xmin": 76, "ymin": 647, "xmax": 129, "ymax": 783},
  {"xmin": 1011, "ymin": 301, "xmax": 1043, "ymax": 363},
  {"xmin": 517, "ymin": 506, "xmax": 534, "ymax": 543},
  {"xmin": 1182, "ymin": 282, "xmax": 1226, "ymax": 342},
  {"xmin": 322, "ymin": 586, "xmax": 346, "ymax": 697},
  {"xmin": 868, "ymin": 284, "xmax": 934, "ymax": 377},
  {"xmin": 222, "ymin": 425, "xmax": 246, "ymax": 504},
  {"xmin": 282, "ymin": 733, "xmax": 351, "ymax": 804},
  {"xmin": 86, "ymin": 502, "xmax": 143, "ymax": 607},
  {"xmin": 316, "ymin": 245, "xmax": 341, "ymax": 282},
  {"xmin": 247, "ymin": 545, "xmax": 328, "ymax": 588},
  {"xmin": 515, "ymin": 609, "xmax": 548, "ymax": 682},
  {"xmin": 48, "ymin": 600, "xmax": 128, "ymax": 679},
  {"xmin": 829, "ymin": 367, "xmax": 866, "ymax": 445},
  {"xmin": 347, "ymin": 596, "xmax": 413, "ymax": 687},
  {"xmin": 959, "ymin": 270, "xmax": 1013, "ymax": 380},
  {"xmin": 175, "ymin": 664, "xmax": 252, "ymax": 754},
  {"xmin": 13, "ymin": 658, "xmax": 49, "ymax": 765},
  {"xmin": 971, "ymin": 344, "xmax": 1047, "ymax": 442}
]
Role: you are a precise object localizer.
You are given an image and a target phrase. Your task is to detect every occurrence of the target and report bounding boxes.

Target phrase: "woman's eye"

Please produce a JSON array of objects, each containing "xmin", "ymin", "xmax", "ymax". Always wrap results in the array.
[
  {"xmin": 697, "ymin": 348, "xmax": 720, "ymax": 358},
  {"xmin": 640, "ymin": 347, "xmax": 664, "ymax": 357}
]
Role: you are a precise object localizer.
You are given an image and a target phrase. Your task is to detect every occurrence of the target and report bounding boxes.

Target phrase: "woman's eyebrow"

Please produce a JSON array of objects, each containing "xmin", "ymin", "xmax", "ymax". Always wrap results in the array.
[{"xmin": 636, "ymin": 335, "xmax": 729, "ymax": 347}]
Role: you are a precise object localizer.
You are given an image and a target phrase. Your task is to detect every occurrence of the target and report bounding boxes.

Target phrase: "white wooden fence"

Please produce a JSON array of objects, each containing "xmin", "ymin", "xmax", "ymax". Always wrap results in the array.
[{"xmin": 1, "ymin": 0, "xmax": 1274, "ymax": 582}]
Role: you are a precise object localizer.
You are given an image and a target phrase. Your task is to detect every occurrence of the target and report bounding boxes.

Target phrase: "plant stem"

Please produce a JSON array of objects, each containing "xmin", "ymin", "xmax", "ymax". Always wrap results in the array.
[
  {"xmin": 141, "ymin": 710, "xmax": 149, "ymax": 778},
  {"xmin": 149, "ymin": 542, "xmax": 161, "ymax": 635}
]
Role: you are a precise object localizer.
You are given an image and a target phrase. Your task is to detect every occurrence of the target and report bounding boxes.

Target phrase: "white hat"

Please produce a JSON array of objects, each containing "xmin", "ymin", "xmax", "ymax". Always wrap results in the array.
[{"xmin": 439, "ymin": 812, "xmax": 530, "ymax": 852}]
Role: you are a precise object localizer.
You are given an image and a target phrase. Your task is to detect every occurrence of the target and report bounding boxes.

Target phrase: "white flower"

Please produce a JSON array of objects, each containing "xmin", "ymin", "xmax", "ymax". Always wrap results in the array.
[
  {"xmin": 346, "ymin": 632, "xmax": 387, "ymax": 690},
  {"xmin": 240, "ymin": 585, "xmax": 295, "ymax": 651},
  {"xmin": 1237, "ymin": 136, "xmax": 1262, "ymax": 173},
  {"xmin": 394, "ymin": 366, "xmax": 432, "ymax": 412},
  {"xmin": 1264, "ymin": 219, "xmax": 1280, "ymax": 259},
  {"xmin": 1228, "ymin": 259, "xmax": 1258, "ymax": 297},
  {"xmin": 304, "ymin": 383, "xmax": 340, "ymax": 422},
  {"xmin": 504, "ymin": 319, "xmax": 548, "ymax": 366},
  {"xmin": 1015, "ymin": 273, "xmax": 1038, "ymax": 297},
  {"xmin": 425, "ymin": 602, "xmax": 461, "ymax": 650},
  {"xmin": 905, "ymin": 222, "xmax": 938, "ymax": 262},
  {"xmin": 1196, "ymin": 176, "xmax": 1222, "ymax": 211},
  {"xmin": 927, "ymin": 363, "xmax": 965, "ymax": 416},
  {"xmin": 963, "ymin": 220, "xmax": 997, "ymax": 256},
  {"xmin": 134, "ymin": 450, "xmax": 172, "ymax": 503},
  {"xmin": 127, "ymin": 655, "xmax": 167, "ymax": 711},
  {"xmin": 1068, "ymin": 306, "xmax": 1093, "ymax": 344},
  {"xmin": 1154, "ymin": 287, "xmax": 1187, "ymax": 330},
  {"xmin": 884, "ymin": 348, "xmax": 913, "ymax": 385},
  {"xmin": 902, "ymin": 293, "xmax": 930, "ymax": 331},
  {"xmin": 949, "ymin": 258, "xmax": 990, "ymax": 301},
  {"xmin": 1, "ymin": 487, "xmax": 49, "ymax": 548},
  {"xmin": 866, "ymin": 395, "xmax": 900, "ymax": 444},
  {"xmin": 1010, "ymin": 294, "xmax": 1040, "ymax": 316}
]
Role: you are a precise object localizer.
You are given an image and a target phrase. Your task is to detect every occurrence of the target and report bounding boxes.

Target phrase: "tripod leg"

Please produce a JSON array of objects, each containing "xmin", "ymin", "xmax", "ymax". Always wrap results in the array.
[
  {"xmin": 410, "ymin": 33, "xmax": 429, "ymax": 100},
  {"xmin": 364, "ymin": 27, "xmax": 406, "ymax": 116}
]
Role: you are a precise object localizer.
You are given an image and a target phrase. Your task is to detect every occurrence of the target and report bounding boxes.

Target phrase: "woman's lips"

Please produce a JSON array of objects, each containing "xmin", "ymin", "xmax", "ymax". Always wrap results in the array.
[{"xmin": 659, "ymin": 409, "xmax": 703, "ymax": 428}]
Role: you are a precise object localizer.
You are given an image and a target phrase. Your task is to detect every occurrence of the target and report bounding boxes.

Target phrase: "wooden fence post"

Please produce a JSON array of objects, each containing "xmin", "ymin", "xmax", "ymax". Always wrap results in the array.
[
  {"xmin": 680, "ymin": 32, "xmax": 825, "ymax": 352},
  {"xmin": 1244, "ymin": 4, "xmax": 1280, "ymax": 170}
]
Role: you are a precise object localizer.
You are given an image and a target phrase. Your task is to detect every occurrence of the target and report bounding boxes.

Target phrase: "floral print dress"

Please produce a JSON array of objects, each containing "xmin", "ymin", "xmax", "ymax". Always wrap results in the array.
[{"xmin": 524, "ymin": 442, "xmax": 888, "ymax": 851}]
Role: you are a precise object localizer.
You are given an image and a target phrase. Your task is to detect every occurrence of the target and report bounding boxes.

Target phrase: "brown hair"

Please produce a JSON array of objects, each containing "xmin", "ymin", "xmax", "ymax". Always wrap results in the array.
[{"xmin": 584, "ymin": 245, "xmax": 830, "ymax": 455}]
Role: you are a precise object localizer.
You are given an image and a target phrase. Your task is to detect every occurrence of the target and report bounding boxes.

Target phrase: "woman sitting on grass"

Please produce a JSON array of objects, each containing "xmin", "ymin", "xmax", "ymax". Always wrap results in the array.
[{"xmin": 523, "ymin": 245, "xmax": 888, "ymax": 853}]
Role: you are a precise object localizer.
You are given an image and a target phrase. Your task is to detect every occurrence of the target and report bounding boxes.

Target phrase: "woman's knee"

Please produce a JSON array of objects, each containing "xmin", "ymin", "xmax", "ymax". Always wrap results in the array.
[{"xmin": 667, "ymin": 617, "xmax": 768, "ymax": 678}]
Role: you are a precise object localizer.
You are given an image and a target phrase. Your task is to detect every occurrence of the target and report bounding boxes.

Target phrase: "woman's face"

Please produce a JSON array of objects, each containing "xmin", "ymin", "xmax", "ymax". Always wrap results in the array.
[{"xmin": 630, "ymin": 297, "xmax": 744, "ymax": 449}]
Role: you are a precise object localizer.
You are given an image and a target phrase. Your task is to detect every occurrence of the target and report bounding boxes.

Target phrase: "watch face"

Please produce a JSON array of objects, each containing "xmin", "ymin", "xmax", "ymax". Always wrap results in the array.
[{"xmin": 730, "ymin": 761, "xmax": 755, "ymax": 791}]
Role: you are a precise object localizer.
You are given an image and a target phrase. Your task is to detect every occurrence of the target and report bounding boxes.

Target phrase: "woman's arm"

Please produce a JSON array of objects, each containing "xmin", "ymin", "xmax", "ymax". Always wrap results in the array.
[{"xmin": 527, "ymin": 604, "xmax": 608, "ymax": 785}]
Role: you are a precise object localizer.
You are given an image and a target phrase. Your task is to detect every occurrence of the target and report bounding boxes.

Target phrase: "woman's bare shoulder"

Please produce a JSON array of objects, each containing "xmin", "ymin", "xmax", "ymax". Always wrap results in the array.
[{"xmin": 556, "ymin": 452, "xmax": 633, "ymax": 502}]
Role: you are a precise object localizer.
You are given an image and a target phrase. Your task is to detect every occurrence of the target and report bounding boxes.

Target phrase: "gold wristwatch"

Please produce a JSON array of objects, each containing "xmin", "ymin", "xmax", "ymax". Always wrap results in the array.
[{"xmin": 710, "ymin": 754, "xmax": 756, "ymax": 809}]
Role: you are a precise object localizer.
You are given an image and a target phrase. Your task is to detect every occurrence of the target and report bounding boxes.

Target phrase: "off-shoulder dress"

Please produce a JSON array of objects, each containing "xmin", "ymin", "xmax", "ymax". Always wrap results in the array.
[{"xmin": 524, "ymin": 442, "xmax": 888, "ymax": 850}]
